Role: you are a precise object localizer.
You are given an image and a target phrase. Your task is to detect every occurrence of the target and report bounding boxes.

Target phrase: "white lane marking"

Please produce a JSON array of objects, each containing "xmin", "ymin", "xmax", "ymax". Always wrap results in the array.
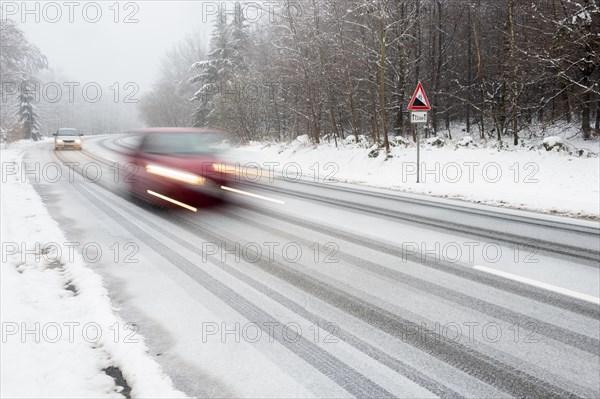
[
  {"xmin": 220, "ymin": 185, "xmax": 285, "ymax": 205},
  {"xmin": 474, "ymin": 265, "xmax": 600, "ymax": 305},
  {"xmin": 147, "ymin": 190, "xmax": 197, "ymax": 212}
]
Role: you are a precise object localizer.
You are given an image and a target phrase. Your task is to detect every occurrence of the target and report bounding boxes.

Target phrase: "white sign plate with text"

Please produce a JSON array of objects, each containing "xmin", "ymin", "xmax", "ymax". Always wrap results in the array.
[{"xmin": 411, "ymin": 112, "xmax": 428, "ymax": 124}]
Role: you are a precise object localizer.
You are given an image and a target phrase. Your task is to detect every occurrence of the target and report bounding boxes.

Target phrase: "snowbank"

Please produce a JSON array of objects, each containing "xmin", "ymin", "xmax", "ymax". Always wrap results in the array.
[
  {"xmin": 1, "ymin": 141, "xmax": 185, "ymax": 398},
  {"xmin": 227, "ymin": 134, "xmax": 600, "ymax": 219}
]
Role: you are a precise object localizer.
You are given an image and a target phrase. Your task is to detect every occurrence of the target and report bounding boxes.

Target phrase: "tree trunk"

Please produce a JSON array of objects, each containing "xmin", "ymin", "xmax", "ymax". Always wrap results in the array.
[
  {"xmin": 431, "ymin": 1, "xmax": 443, "ymax": 137},
  {"xmin": 466, "ymin": 6, "xmax": 472, "ymax": 134},
  {"xmin": 337, "ymin": 19, "xmax": 360, "ymax": 142},
  {"xmin": 594, "ymin": 96, "xmax": 600, "ymax": 132},
  {"xmin": 582, "ymin": 89, "xmax": 591, "ymax": 139},
  {"xmin": 471, "ymin": 3, "xmax": 487, "ymax": 140},
  {"xmin": 286, "ymin": 0, "xmax": 320, "ymax": 143},
  {"xmin": 379, "ymin": 3, "xmax": 390, "ymax": 153},
  {"xmin": 559, "ymin": 83, "xmax": 571, "ymax": 123},
  {"xmin": 414, "ymin": 0, "xmax": 421, "ymax": 83},
  {"xmin": 371, "ymin": 87, "xmax": 380, "ymax": 143},
  {"xmin": 393, "ymin": 2, "xmax": 408, "ymax": 138},
  {"xmin": 508, "ymin": 0, "xmax": 519, "ymax": 146},
  {"xmin": 312, "ymin": 0, "xmax": 339, "ymax": 142}
]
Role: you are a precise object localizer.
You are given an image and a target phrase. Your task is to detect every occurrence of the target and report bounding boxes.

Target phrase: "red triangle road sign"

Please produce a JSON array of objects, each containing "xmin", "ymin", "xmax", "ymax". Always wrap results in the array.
[{"xmin": 408, "ymin": 82, "xmax": 431, "ymax": 111}]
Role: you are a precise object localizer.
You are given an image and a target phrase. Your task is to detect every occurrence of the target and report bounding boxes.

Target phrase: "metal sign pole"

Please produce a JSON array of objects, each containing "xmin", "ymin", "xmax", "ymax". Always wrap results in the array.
[
  {"xmin": 411, "ymin": 112, "xmax": 426, "ymax": 183},
  {"xmin": 416, "ymin": 124, "xmax": 420, "ymax": 183}
]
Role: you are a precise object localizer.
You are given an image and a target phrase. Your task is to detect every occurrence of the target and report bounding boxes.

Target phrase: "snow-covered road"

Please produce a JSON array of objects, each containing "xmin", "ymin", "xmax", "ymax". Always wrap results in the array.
[{"xmin": 3, "ymin": 135, "xmax": 599, "ymax": 398}]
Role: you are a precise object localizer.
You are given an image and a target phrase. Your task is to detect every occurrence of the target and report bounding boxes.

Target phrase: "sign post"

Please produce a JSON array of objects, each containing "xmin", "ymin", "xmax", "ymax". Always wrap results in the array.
[{"xmin": 408, "ymin": 82, "xmax": 431, "ymax": 183}]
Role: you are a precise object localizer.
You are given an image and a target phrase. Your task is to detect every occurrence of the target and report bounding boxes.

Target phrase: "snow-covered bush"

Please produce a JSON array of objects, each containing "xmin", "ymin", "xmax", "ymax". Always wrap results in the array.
[
  {"xmin": 294, "ymin": 134, "xmax": 311, "ymax": 145},
  {"xmin": 343, "ymin": 134, "xmax": 369, "ymax": 146},
  {"xmin": 574, "ymin": 148, "xmax": 596, "ymax": 157},
  {"xmin": 392, "ymin": 135, "xmax": 411, "ymax": 146},
  {"xmin": 542, "ymin": 136, "xmax": 564, "ymax": 151},
  {"xmin": 343, "ymin": 135, "xmax": 356, "ymax": 145},
  {"xmin": 455, "ymin": 136, "xmax": 474, "ymax": 148},
  {"xmin": 426, "ymin": 136, "xmax": 445, "ymax": 147},
  {"xmin": 367, "ymin": 144, "xmax": 381, "ymax": 158}
]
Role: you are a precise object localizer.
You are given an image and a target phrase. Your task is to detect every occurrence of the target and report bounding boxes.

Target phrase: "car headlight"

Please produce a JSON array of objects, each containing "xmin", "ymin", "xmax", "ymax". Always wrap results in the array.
[
  {"xmin": 146, "ymin": 164, "xmax": 205, "ymax": 185},
  {"xmin": 56, "ymin": 139, "xmax": 64, "ymax": 144},
  {"xmin": 75, "ymin": 139, "xmax": 81, "ymax": 144}
]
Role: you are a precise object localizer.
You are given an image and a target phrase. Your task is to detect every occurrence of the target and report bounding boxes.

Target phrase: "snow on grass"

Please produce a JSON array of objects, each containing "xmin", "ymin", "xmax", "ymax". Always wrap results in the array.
[
  {"xmin": 227, "ymin": 132, "xmax": 600, "ymax": 219},
  {"xmin": 1, "ymin": 140, "xmax": 185, "ymax": 398}
]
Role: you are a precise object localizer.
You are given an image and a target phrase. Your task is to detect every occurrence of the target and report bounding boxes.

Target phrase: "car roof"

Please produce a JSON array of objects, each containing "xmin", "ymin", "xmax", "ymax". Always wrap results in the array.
[{"xmin": 131, "ymin": 127, "xmax": 225, "ymax": 134}]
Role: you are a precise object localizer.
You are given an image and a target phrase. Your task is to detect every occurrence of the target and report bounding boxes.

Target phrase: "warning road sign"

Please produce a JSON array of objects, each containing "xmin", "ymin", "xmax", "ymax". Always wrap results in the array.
[{"xmin": 408, "ymin": 82, "xmax": 431, "ymax": 111}]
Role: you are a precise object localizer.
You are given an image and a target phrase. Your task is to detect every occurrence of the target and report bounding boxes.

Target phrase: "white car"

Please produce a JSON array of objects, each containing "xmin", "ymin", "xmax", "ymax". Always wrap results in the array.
[{"xmin": 54, "ymin": 128, "xmax": 83, "ymax": 150}]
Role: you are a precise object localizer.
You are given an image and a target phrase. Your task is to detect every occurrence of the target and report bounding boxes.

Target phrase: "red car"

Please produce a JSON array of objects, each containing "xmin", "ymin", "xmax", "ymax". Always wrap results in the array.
[{"xmin": 125, "ymin": 128, "xmax": 231, "ymax": 211}]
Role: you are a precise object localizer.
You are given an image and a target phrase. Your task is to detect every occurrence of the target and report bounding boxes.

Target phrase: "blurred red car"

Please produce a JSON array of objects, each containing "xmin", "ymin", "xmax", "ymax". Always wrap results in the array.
[{"xmin": 126, "ymin": 128, "xmax": 231, "ymax": 210}]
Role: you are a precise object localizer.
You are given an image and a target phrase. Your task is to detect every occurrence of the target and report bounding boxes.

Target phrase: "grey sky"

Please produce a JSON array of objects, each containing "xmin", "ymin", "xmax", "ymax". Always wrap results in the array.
[{"xmin": 12, "ymin": 1, "xmax": 214, "ymax": 92}]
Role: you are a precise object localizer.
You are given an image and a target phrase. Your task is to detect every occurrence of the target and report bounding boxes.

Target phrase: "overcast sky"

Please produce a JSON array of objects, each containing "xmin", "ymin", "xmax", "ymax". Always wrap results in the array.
[{"xmin": 13, "ymin": 1, "xmax": 214, "ymax": 92}]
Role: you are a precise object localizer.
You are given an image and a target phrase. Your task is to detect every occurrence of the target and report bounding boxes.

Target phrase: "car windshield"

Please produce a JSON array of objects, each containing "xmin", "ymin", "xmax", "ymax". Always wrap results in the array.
[
  {"xmin": 141, "ymin": 132, "xmax": 226, "ymax": 155},
  {"xmin": 58, "ymin": 129, "xmax": 78, "ymax": 136}
]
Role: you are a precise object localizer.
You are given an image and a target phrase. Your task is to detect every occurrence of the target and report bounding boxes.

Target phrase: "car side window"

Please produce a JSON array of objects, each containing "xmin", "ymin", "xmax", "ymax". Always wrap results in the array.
[{"xmin": 139, "ymin": 135, "xmax": 152, "ymax": 153}]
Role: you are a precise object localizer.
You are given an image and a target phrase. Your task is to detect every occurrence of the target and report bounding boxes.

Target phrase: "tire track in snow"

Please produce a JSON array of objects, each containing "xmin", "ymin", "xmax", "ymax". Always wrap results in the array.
[{"xmin": 69, "ymin": 179, "xmax": 397, "ymax": 398}]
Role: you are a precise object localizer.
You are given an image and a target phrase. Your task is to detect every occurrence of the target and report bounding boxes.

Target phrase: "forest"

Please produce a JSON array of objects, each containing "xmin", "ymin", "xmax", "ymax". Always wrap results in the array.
[{"xmin": 139, "ymin": 0, "xmax": 600, "ymax": 150}]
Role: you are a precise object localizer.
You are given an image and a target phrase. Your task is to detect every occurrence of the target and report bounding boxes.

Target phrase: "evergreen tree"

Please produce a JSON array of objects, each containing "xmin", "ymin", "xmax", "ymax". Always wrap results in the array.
[
  {"xmin": 227, "ymin": 10, "xmax": 250, "ymax": 75},
  {"xmin": 16, "ymin": 79, "xmax": 41, "ymax": 141},
  {"xmin": 190, "ymin": 6, "xmax": 253, "ymax": 134},
  {"xmin": 1, "ymin": 18, "xmax": 47, "ymax": 134},
  {"xmin": 190, "ymin": 15, "xmax": 231, "ymax": 127}
]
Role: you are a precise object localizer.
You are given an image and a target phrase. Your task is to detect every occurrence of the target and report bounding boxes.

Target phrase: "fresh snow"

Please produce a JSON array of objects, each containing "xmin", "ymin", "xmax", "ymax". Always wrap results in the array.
[
  {"xmin": 1, "ymin": 140, "xmax": 185, "ymax": 398},
  {"xmin": 226, "ymin": 132, "xmax": 600, "ymax": 219}
]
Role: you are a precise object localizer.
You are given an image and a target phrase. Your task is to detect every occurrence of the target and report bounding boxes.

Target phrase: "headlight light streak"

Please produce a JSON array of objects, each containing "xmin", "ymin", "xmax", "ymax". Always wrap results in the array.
[
  {"xmin": 146, "ymin": 164, "xmax": 205, "ymax": 185},
  {"xmin": 146, "ymin": 190, "xmax": 197, "ymax": 212},
  {"xmin": 213, "ymin": 163, "xmax": 272, "ymax": 179}
]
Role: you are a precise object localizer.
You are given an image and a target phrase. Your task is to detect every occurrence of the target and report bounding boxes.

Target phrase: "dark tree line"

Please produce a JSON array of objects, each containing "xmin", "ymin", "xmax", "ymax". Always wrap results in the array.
[{"xmin": 147, "ymin": 0, "xmax": 600, "ymax": 146}]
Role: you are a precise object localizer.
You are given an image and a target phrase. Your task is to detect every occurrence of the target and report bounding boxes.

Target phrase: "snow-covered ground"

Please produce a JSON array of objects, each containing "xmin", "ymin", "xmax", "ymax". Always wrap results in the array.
[
  {"xmin": 1, "ymin": 140, "xmax": 184, "ymax": 398},
  {"xmin": 226, "ymin": 129, "xmax": 600, "ymax": 219}
]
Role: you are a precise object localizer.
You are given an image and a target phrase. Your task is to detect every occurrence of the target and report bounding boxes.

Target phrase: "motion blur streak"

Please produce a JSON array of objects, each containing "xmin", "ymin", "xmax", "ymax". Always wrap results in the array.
[
  {"xmin": 213, "ymin": 163, "xmax": 272, "ymax": 179},
  {"xmin": 212, "ymin": 163, "xmax": 238, "ymax": 174},
  {"xmin": 220, "ymin": 186, "xmax": 285, "ymax": 205},
  {"xmin": 146, "ymin": 164, "xmax": 206, "ymax": 185},
  {"xmin": 147, "ymin": 190, "xmax": 198, "ymax": 212}
]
